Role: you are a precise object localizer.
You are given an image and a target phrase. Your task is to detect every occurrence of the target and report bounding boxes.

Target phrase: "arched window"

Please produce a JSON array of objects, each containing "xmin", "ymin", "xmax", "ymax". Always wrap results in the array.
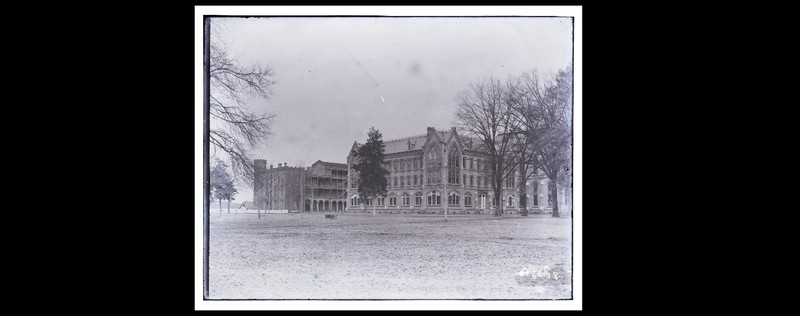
[
  {"xmin": 533, "ymin": 182, "xmax": 539, "ymax": 206},
  {"xmin": 426, "ymin": 146, "xmax": 441, "ymax": 185},
  {"xmin": 377, "ymin": 196, "xmax": 385, "ymax": 206},
  {"xmin": 427, "ymin": 191, "xmax": 441, "ymax": 205},
  {"xmin": 507, "ymin": 195, "xmax": 515, "ymax": 207},
  {"xmin": 448, "ymin": 192, "xmax": 460, "ymax": 206},
  {"xmin": 464, "ymin": 193, "xmax": 472, "ymax": 206},
  {"xmin": 365, "ymin": 197, "xmax": 372, "ymax": 206},
  {"xmin": 448, "ymin": 147, "xmax": 460, "ymax": 184},
  {"xmin": 506, "ymin": 170, "xmax": 516, "ymax": 188},
  {"xmin": 402, "ymin": 193, "xmax": 410, "ymax": 206},
  {"xmin": 351, "ymin": 196, "xmax": 358, "ymax": 206},
  {"xmin": 389, "ymin": 194, "xmax": 397, "ymax": 206},
  {"xmin": 415, "ymin": 192, "xmax": 423, "ymax": 205}
]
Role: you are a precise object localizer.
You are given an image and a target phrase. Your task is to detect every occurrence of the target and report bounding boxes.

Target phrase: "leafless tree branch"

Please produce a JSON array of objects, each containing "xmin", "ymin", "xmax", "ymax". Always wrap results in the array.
[{"xmin": 208, "ymin": 20, "xmax": 277, "ymax": 188}]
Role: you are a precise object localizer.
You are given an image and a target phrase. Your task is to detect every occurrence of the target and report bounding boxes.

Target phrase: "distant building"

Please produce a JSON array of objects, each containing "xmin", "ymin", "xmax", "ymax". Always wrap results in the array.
[
  {"xmin": 239, "ymin": 201, "xmax": 256, "ymax": 209},
  {"xmin": 253, "ymin": 160, "xmax": 348, "ymax": 213},
  {"xmin": 254, "ymin": 160, "xmax": 306, "ymax": 212},
  {"xmin": 346, "ymin": 126, "xmax": 521, "ymax": 214},
  {"xmin": 304, "ymin": 160, "xmax": 348, "ymax": 212},
  {"xmin": 522, "ymin": 171, "xmax": 572, "ymax": 214}
]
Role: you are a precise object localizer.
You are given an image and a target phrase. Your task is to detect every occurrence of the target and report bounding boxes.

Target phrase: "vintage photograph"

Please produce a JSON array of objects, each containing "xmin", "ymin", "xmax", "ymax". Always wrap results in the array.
[{"xmin": 200, "ymin": 8, "xmax": 578, "ymax": 304}]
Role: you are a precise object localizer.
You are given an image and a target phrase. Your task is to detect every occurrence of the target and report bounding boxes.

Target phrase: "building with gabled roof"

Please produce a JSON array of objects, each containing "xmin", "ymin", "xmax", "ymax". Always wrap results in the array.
[{"xmin": 346, "ymin": 126, "xmax": 521, "ymax": 214}]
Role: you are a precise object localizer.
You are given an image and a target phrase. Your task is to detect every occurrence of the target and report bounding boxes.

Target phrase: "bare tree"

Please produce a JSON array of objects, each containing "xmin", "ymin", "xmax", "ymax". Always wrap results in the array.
[
  {"xmin": 509, "ymin": 68, "xmax": 572, "ymax": 217},
  {"xmin": 455, "ymin": 78, "xmax": 521, "ymax": 216},
  {"xmin": 512, "ymin": 134, "xmax": 539, "ymax": 216},
  {"xmin": 209, "ymin": 21, "xmax": 277, "ymax": 188}
]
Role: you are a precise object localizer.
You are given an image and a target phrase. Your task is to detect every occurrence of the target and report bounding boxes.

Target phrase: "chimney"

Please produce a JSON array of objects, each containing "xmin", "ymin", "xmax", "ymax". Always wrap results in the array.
[
  {"xmin": 278, "ymin": 163, "xmax": 282, "ymax": 168},
  {"xmin": 427, "ymin": 127, "xmax": 435, "ymax": 133}
]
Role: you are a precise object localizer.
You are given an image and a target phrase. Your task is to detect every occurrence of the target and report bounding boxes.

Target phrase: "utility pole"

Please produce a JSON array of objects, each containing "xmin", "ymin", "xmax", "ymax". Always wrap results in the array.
[{"xmin": 442, "ymin": 143, "xmax": 447, "ymax": 221}]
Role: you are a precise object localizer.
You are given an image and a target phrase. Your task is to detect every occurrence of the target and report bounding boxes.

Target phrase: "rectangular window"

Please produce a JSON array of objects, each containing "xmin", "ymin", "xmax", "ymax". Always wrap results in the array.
[
  {"xmin": 394, "ymin": 177, "xmax": 398, "ymax": 187},
  {"xmin": 416, "ymin": 195, "xmax": 422, "ymax": 205},
  {"xmin": 463, "ymin": 175, "xmax": 467, "ymax": 186},
  {"xmin": 400, "ymin": 177, "xmax": 404, "ymax": 186},
  {"xmin": 413, "ymin": 175, "xmax": 417, "ymax": 185}
]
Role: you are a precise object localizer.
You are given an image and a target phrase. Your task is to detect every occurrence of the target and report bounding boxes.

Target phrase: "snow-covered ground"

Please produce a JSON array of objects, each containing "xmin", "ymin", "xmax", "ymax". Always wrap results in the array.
[{"xmin": 208, "ymin": 213, "xmax": 572, "ymax": 300}]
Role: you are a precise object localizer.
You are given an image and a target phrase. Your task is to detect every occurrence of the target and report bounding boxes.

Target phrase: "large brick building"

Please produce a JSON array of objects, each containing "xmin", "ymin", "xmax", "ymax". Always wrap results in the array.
[
  {"xmin": 253, "ymin": 160, "xmax": 306, "ymax": 212},
  {"xmin": 253, "ymin": 160, "xmax": 349, "ymax": 213},
  {"xmin": 346, "ymin": 127, "xmax": 522, "ymax": 214}
]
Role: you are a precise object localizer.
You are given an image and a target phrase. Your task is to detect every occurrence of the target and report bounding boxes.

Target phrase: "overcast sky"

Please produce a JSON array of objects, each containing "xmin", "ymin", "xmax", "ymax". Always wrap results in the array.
[{"xmin": 210, "ymin": 16, "xmax": 573, "ymax": 202}]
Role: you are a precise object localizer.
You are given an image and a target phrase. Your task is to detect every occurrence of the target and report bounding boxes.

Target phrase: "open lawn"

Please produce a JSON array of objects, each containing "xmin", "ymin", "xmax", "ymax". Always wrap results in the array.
[{"xmin": 208, "ymin": 213, "xmax": 572, "ymax": 299}]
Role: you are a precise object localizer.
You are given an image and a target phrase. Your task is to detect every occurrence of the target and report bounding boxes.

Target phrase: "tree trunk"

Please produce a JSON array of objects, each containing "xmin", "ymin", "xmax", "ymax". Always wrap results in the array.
[
  {"xmin": 372, "ymin": 199, "xmax": 376, "ymax": 216},
  {"xmin": 520, "ymin": 179, "xmax": 528, "ymax": 216},
  {"xmin": 227, "ymin": 200, "xmax": 230, "ymax": 214},
  {"xmin": 494, "ymin": 177, "xmax": 503, "ymax": 217},
  {"xmin": 219, "ymin": 198, "xmax": 222, "ymax": 215},
  {"xmin": 552, "ymin": 173, "xmax": 560, "ymax": 218}
]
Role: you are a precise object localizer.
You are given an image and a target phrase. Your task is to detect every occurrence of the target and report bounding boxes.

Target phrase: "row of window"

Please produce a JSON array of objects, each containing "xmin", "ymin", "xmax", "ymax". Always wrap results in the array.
[
  {"xmin": 391, "ymin": 158, "xmax": 423, "ymax": 172},
  {"xmin": 385, "ymin": 174, "xmax": 519, "ymax": 188},
  {"xmin": 388, "ymin": 156, "xmax": 533, "ymax": 174},
  {"xmin": 350, "ymin": 192, "xmax": 518, "ymax": 207}
]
